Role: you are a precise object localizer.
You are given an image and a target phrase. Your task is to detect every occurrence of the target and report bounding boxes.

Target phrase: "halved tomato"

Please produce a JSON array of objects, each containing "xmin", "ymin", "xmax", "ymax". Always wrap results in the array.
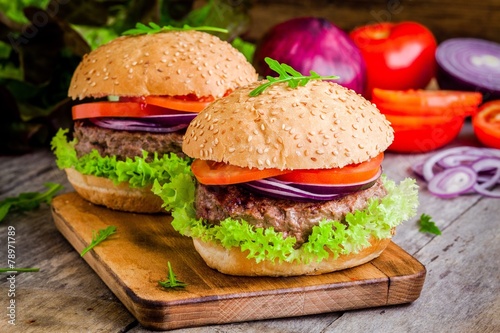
[
  {"xmin": 72, "ymin": 102, "xmax": 171, "ymax": 120},
  {"xmin": 191, "ymin": 159, "xmax": 289, "ymax": 185},
  {"xmin": 275, "ymin": 153, "xmax": 384, "ymax": 184},
  {"xmin": 473, "ymin": 100, "xmax": 500, "ymax": 149},
  {"xmin": 372, "ymin": 89, "xmax": 482, "ymax": 116}
]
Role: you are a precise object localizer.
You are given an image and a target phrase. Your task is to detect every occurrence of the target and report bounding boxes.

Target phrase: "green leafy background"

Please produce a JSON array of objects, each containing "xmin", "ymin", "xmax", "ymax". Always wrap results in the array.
[{"xmin": 0, "ymin": 0, "xmax": 254, "ymax": 154}]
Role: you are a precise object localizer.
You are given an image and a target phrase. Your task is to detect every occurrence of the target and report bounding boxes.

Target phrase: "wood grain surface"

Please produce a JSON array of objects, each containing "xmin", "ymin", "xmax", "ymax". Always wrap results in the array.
[{"xmin": 51, "ymin": 192, "xmax": 425, "ymax": 331}]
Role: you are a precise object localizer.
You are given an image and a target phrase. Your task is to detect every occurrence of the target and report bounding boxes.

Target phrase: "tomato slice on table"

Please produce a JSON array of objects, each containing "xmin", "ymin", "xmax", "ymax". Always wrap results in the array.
[
  {"xmin": 473, "ymin": 100, "xmax": 500, "ymax": 149},
  {"xmin": 275, "ymin": 153, "xmax": 384, "ymax": 185},
  {"xmin": 372, "ymin": 89, "xmax": 483, "ymax": 116},
  {"xmin": 385, "ymin": 114, "xmax": 464, "ymax": 153},
  {"xmin": 72, "ymin": 102, "xmax": 174, "ymax": 120},
  {"xmin": 191, "ymin": 159, "xmax": 289, "ymax": 185}
]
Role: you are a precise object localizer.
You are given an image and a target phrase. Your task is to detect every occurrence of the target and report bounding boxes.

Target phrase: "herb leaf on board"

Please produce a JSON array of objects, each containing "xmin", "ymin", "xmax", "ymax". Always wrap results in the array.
[
  {"xmin": 158, "ymin": 262, "xmax": 187, "ymax": 289},
  {"xmin": 80, "ymin": 226, "xmax": 117, "ymax": 257}
]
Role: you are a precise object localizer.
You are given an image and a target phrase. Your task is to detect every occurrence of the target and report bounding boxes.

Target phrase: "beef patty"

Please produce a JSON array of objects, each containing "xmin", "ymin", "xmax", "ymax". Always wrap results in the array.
[
  {"xmin": 195, "ymin": 178, "xmax": 388, "ymax": 247},
  {"xmin": 73, "ymin": 120, "xmax": 184, "ymax": 160}
]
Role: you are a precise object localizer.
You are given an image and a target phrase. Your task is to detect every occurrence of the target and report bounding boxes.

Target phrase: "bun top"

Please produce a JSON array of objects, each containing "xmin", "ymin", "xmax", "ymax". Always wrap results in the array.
[
  {"xmin": 183, "ymin": 80, "xmax": 394, "ymax": 170},
  {"xmin": 68, "ymin": 31, "xmax": 258, "ymax": 100}
]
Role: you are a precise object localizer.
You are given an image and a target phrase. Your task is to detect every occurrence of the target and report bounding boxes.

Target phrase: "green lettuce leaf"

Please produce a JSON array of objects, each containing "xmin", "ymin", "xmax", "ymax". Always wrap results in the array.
[
  {"xmin": 152, "ymin": 168, "xmax": 419, "ymax": 264},
  {"xmin": 50, "ymin": 128, "xmax": 191, "ymax": 187}
]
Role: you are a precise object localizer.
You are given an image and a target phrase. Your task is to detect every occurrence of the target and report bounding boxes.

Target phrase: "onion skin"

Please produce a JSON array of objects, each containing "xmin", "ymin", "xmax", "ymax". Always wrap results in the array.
[{"xmin": 253, "ymin": 17, "xmax": 366, "ymax": 95}]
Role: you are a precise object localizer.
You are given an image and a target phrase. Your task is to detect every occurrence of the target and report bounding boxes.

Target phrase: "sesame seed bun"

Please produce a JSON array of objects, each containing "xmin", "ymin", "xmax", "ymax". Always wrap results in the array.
[
  {"xmin": 64, "ymin": 168, "xmax": 164, "ymax": 213},
  {"xmin": 68, "ymin": 30, "xmax": 258, "ymax": 100},
  {"xmin": 183, "ymin": 80, "xmax": 394, "ymax": 170},
  {"xmin": 193, "ymin": 234, "xmax": 392, "ymax": 276}
]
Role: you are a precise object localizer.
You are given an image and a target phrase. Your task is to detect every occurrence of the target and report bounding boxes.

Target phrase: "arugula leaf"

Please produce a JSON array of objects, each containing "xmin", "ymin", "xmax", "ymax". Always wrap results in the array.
[
  {"xmin": 0, "ymin": 183, "xmax": 64, "ymax": 222},
  {"xmin": 80, "ymin": 226, "xmax": 117, "ymax": 257},
  {"xmin": 418, "ymin": 214, "xmax": 442, "ymax": 235},
  {"xmin": 122, "ymin": 22, "xmax": 228, "ymax": 36},
  {"xmin": 249, "ymin": 58, "xmax": 340, "ymax": 97},
  {"xmin": 158, "ymin": 262, "xmax": 187, "ymax": 289}
]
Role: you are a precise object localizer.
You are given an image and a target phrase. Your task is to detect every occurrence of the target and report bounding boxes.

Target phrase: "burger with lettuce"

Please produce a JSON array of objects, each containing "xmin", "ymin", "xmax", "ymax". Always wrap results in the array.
[
  {"xmin": 153, "ymin": 58, "xmax": 419, "ymax": 276},
  {"xmin": 51, "ymin": 27, "xmax": 258, "ymax": 213}
]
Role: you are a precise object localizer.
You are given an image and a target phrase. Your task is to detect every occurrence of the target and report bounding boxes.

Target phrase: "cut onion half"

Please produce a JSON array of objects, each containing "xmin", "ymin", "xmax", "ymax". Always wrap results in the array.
[{"xmin": 436, "ymin": 38, "xmax": 500, "ymax": 100}]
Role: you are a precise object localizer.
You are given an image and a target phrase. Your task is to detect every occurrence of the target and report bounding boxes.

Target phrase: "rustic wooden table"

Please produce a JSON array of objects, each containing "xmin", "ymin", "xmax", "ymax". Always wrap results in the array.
[{"xmin": 1, "ymin": 123, "xmax": 499, "ymax": 333}]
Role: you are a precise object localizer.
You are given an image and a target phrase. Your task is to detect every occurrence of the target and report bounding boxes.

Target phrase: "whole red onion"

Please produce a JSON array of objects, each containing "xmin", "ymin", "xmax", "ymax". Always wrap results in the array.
[{"xmin": 253, "ymin": 17, "xmax": 367, "ymax": 95}]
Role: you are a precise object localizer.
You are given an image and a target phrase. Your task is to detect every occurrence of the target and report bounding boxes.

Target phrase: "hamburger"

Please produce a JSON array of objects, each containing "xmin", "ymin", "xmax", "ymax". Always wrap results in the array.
[
  {"xmin": 153, "ymin": 66, "xmax": 419, "ymax": 276},
  {"xmin": 51, "ymin": 29, "xmax": 258, "ymax": 213}
]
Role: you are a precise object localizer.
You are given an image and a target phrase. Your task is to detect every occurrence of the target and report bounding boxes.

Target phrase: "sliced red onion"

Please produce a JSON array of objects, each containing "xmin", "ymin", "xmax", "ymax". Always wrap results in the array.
[
  {"xmin": 427, "ymin": 166, "xmax": 477, "ymax": 198},
  {"xmin": 243, "ymin": 169, "xmax": 381, "ymax": 201},
  {"xmin": 471, "ymin": 158, "xmax": 500, "ymax": 189},
  {"xmin": 437, "ymin": 154, "xmax": 485, "ymax": 168},
  {"xmin": 417, "ymin": 146, "xmax": 500, "ymax": 199},
  {"xmin": 436, "ymin": 38, "xmax": 500, "ymax": 100},
  {"xmin": 473, "ymin": 184, "xmax": 500, "ymax": 198},
  {"xmin": 89, "ymin": 113, "xmax": 197, "ymax": 133},
  {"xmin": 421, "ymin": 146, "xmax": 472, "ymax": 181}
]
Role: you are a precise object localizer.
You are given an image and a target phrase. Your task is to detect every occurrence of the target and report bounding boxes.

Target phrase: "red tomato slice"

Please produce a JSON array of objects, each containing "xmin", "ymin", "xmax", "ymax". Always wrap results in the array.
[
  {"xmin": 385, "ymin": 114, "xmax": 464, "ymax": 153},
  {"xmin": 72, "ymin": 102, "xmax": 172, "ymax": 120},
  {"xmin": 191, "ymin": 159, "xmax": 289, "ymax": 185},
  {"xmin": 473, "ymin": 101, "xmax": 500, "ymax": 149},
  {"xmin": 275, "ymin": 153, "xmax": 384, "ymax": 185},
  {"xmin": 140, "ymin": 96, "xmax": 212, "ymax": 112},
  {"xmin": 372, "ymin": 89, "xmax": 483, "ymax": 116}
]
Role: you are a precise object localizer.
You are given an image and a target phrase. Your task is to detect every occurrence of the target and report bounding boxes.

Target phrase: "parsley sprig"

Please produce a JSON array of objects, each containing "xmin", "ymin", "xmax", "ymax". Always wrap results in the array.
[
  {"xmin": 122, "ymin": 22, "xmax": 228, "ymax": 36},
  {"xmin": 249, "ymin": 57, "xmax": 339, "ymax": 97},
  {"xmin": 158, "ymin": 262, "xmax": 187, "ymax": 289},
  {"xmin": 418, "ymin": 214, "xmax": 442, "ymax": 235},
  {"xmin": 80, "ymin": 226, "xmax": 117, "ymax": 257},
  {"xmin": 0, "ymin": 182, "xmax": 64, "ymax": 222}
]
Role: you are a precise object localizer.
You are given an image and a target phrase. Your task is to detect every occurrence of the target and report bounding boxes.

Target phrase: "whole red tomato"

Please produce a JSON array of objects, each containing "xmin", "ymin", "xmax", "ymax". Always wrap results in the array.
[{"xmin": 350, "ymin": 21, "xmax": 437, "ymax": 98}]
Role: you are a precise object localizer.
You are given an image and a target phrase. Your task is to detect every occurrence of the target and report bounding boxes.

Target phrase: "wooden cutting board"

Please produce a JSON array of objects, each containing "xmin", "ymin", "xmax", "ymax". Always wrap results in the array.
[{"xmin": 51, "ymin": 192, "xmax": 426, "ymax": 331}]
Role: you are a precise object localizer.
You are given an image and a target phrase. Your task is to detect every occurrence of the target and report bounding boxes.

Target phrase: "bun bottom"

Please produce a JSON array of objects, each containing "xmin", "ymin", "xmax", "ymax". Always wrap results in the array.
[
  {"xmin": 65, "ymin": 168, "xmax": 164, "ymax": 213},
  {"xmin": 192, "ymin": 236, "xmax": 392, "ymax": 277}
]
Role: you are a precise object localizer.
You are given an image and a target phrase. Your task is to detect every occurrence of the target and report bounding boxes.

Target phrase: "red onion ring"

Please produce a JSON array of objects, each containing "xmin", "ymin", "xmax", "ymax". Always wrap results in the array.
[
  {"xmin": 89, "ymin": 114, "xmax": 197, "ymax": 133},
  {"xmin": 427, "ymin": 166, "xmax": 477, "ymax": 198},
  {"xmin": 243, "ymin": 169, "xmax": 381, "ymax": 201},
  {"xmin": 417, "ymin": 146, "xmax": 500, "ymax": 198},
  {"xmin": 471, "ymin": 158, "xmax": 500, "ymax": 189}
]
